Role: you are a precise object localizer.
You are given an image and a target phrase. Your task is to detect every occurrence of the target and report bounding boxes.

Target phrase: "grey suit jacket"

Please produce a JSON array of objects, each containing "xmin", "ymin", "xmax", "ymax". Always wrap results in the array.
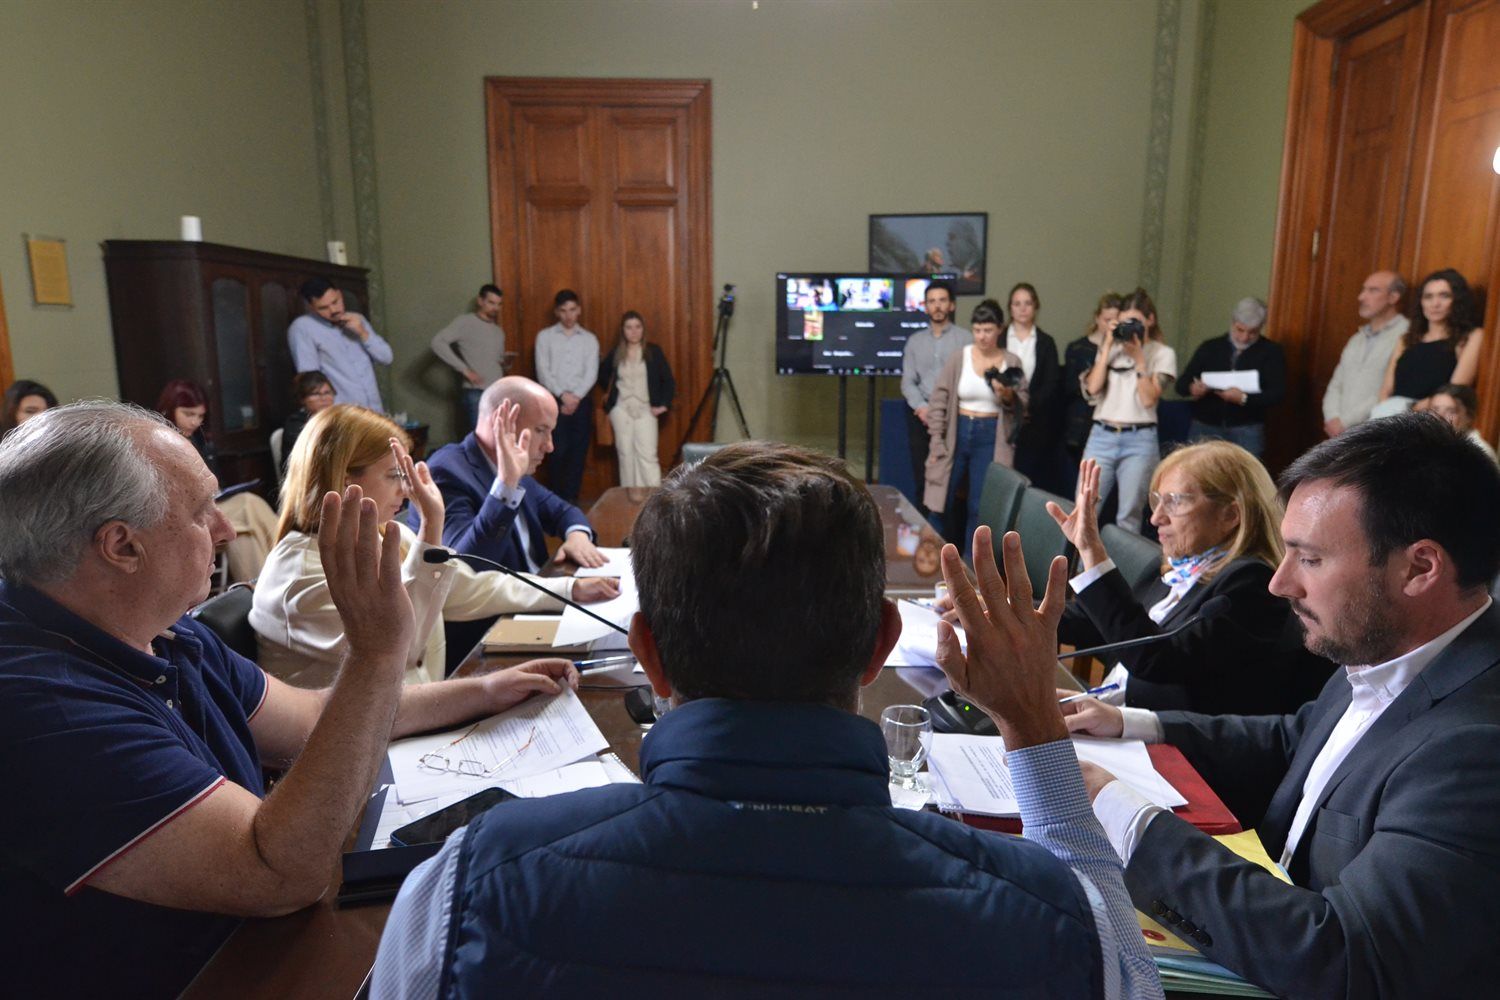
[{"xmin": 1125, "ymin": 602, "xmax": 1500, "ymax": 999}]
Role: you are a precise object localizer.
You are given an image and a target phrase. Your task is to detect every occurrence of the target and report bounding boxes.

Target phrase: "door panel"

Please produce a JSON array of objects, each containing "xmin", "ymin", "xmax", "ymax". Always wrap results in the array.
[
  {"xmin": 1307, "ymin": 11, "xmax": 1423, "ymax": 421},
  {"xmin": 488, "ymin": 78, "xmax": 711, "ymax": 501},
  {"xmin": 1273, "ymin": 0, "xmax": 1500, "ymax": 455}
]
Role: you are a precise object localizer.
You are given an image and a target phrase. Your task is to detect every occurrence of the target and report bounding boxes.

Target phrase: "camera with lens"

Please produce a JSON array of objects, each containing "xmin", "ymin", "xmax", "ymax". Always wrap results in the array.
[
  {"xmin": 984, "ymin": 366, "xmax": 1026, "ymax": 391},
  {"xmin": 1113, "ymin": 318, "xmax": 1145, "ymax": 342}
]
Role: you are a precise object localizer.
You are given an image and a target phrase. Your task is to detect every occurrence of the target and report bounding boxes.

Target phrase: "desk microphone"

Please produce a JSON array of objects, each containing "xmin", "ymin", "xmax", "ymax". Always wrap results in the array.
[
  {"xmin": 1055, "ymin": 594, "xmax": 1231, "ymax": 661},
  {"xmin": 421, "ymin": 547, "xmax": 628, "ymax": 636},
  {"xmin": 925, "ymin": 594, "xmax": 1232, "ymax": 736}
]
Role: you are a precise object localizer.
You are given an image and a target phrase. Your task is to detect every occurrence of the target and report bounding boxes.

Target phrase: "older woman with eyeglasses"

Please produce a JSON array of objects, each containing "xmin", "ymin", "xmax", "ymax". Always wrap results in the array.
[{"xmin": 1048, "ymin": 441, "xmax": 1335, "ymax": 715}]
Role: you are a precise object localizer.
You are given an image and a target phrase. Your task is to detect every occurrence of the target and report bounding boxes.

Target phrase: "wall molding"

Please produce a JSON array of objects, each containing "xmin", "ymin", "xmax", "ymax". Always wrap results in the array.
[
  {"xmin": 1138, "ymin": 0, "xmax": 1182, "ymax": 293},
  {"xmin": 1176, "ymin": 0, "xmax": 1217, "ymax": 340},
  {"xmin": 304, "ymin": 0, "xmax": 336, "ymax": 245},
  {"xmin": 340, "ymin": 0, "xmax": 385, "ymax": 330}
]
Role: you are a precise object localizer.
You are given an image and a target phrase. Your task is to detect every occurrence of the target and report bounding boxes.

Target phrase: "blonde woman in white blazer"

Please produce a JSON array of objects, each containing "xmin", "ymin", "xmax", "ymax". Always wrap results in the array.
[{"xmin": 251, "ymin": 405, "xmax": 620, "ymax": 688}]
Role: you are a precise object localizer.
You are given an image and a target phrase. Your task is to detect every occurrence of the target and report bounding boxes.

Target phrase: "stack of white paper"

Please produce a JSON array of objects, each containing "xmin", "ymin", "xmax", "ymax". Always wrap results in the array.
[
  {"xmin": 387, "ymin": 686, "xmax": 610, "ymax": 805},
  {"xmin": 554, "ymin": 568, "xmax": 639, "ymax": 647},
  {"xmin": 927, "ymin": 733, "xmax": 1186, "ymax": 817},
  {"xmin": 368, "ymin": 756, "xmax": 639, "ymax": 850},
  {"xmin": 885, "ymin": 599, "xmax": 966, "ymax": 668},
  {"xmin": 572, "ymin": 547, "xmax": 632, "ymax": 578}
]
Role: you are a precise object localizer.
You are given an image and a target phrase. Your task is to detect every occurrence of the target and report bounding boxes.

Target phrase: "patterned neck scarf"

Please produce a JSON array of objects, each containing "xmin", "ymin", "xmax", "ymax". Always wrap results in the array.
[{"xmin": 1161, "ymin": 545, "xmax": 1227, "ymax": 590}]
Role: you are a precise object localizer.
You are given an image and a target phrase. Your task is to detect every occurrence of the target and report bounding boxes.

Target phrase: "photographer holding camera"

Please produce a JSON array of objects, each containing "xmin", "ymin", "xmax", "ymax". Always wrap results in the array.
[
  {"xmin": 1080, "ymin": 287, "xmax": 1177, "ymax": 534},
  {"xmin": 924, "ymin": 299, "xmax": 1029, "ymax": 544}
]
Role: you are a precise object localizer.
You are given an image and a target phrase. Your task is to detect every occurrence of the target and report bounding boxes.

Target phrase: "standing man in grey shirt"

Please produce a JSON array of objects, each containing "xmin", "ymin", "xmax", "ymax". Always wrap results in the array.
[
  {"xmin": 432, "ymin": 284, "xmax": 508, "ymax": 431},
  {"xmin": 900, "ymin": 280, "xmax": 970, "ymax": 511},
  {"xmin": 1321, "ymin": 270, "xmax": 1408, "ymax": 436},
  {"xmin": 534, "ymin": 289, "xmax": 599, "ymax": 502}
]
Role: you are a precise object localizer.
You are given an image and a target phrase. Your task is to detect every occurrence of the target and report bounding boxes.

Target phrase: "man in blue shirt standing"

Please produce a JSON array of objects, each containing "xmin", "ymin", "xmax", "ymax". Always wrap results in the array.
[
  {"xmin": 288, "ymin": 277, "xmax": 393, "ymax": 411},
  {"xmin": 374, "ymin": 442, "xmax": 1160, "ymax": 998},
  {"xmin": 0, "ymin": 401, "xmax": 578, "ymax": 996}
]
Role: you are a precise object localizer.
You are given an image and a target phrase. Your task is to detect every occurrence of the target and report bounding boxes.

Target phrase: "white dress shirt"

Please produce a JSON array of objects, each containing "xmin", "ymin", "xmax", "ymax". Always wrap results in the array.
[
  {"xmin": 1006, "ymin": 324, "xmax": 1038, "ymax": 382},
  {"xmin": 1091, "ymin": 598, "xmax": 1492, "ymax": 866}
]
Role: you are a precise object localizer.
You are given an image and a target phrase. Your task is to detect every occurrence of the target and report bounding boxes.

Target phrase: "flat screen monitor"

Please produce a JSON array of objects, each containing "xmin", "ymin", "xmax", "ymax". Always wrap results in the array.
[{"xmin": 775, "ymin": 272, "xmax": 956, "ymax": 376}]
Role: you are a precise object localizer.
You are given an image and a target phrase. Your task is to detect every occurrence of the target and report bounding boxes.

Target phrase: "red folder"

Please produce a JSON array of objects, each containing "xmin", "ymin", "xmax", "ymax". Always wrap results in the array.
[{"xmin": 958, "ymin": 744, "xmax": 1242, "ymax": 836}]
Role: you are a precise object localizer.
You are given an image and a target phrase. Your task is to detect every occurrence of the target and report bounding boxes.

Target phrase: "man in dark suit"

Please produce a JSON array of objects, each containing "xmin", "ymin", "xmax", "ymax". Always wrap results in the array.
[
  {"xmin": 424, "ymin": 376, "xmax": 616, "ymax": 670},
  {"xmin": 1062, "ymin": 413, "xmax": 1500, "ymax": 998}
]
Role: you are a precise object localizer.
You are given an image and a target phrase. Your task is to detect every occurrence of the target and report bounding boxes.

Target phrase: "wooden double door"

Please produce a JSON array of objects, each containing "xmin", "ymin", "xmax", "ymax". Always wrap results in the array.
[
  {"xmin": 1269, "ymin": 0, "xmax": 1500, "ymax": 466},
  {"xmin": 486, "ymin": 78, "xmax": 712, "ymax": 501}
]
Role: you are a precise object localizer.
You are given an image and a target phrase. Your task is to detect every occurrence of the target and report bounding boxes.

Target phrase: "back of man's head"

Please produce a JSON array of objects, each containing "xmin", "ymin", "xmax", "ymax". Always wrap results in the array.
[
  {"xmin": 0, "ymin": 401, "xmax": 171, "ymax": 586},
  {"xmin": 299, "ymin": 277, "xmax": 334, "ymax": 303},
  {"xmin": 631, "ymin": 442, "xmax": 884, "ymax": 706},
  {"xmin": 1279, "ymin": 412, "xmax": 1500, "ymax": 590}
]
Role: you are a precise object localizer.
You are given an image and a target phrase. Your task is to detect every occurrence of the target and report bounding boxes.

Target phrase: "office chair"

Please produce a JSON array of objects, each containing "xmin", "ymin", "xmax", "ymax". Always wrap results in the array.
[
  {"xmin": 974, "ymin": 462, "xmax": 1030, "ymax": 565},
  {"xmin": 1101, "ymin": 523, "xmax": 1164, "ymax": 593},
  {"xmin": 189, "ymin": 582, "xmax": 258, "ymax": 662},
  {"xmin": 1014, "ymin": 486, "xmax": 1076, "ymax": 596}
]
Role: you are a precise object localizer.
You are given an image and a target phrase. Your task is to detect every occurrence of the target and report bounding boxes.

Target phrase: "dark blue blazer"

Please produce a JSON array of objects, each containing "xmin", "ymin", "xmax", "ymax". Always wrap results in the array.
[
  {"xmin": 1126, "ymin": 602, "xmax": 1500, "ymax": 998},
  {"xmin": 421, "ymin": 433, "xmax": 590, "ymax": 572}
]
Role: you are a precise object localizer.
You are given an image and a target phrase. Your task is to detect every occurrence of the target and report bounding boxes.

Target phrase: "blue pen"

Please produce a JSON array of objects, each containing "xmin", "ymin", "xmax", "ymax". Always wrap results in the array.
[
  {"xmin": 573, "ymin": 654, "xmax": 636, "ymax": 671},
  {"xmin": 1058, "ymin": 682, "xmax": 1120, "ymax": 705}
]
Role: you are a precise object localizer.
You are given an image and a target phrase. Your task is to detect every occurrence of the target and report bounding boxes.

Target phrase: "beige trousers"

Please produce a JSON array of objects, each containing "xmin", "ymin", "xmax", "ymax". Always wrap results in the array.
[
  {"xmin": 609, "ymin": 402, "xmax": 662, "ymax": 487},
  {"xmin": 219, "ymin": 492, "xmax": 278, "ymax": 582}
]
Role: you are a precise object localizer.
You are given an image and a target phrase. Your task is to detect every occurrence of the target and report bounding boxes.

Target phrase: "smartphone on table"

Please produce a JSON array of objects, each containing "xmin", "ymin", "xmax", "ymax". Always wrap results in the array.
[{"xmin": 390, "ymin": 787, "xmax": 518, "ymax": 847}]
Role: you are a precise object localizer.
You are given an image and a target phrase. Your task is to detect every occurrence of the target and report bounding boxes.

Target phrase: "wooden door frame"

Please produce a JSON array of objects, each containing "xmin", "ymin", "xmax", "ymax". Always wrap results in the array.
[
  {"xmin": 0, "ymin": 269, "xmax": 13, "ymax": 390},
  {"xmin": 484, "ymin": 77, "xmax": 714, "ymax": 459},
  {"xmin": 1266, "ymin": 0, "xmax": 1430, "ymax": 468}
]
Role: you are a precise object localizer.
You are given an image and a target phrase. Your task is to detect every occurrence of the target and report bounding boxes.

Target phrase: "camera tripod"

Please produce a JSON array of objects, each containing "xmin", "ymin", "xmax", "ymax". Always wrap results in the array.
[{"xmin": 679, "ymin": 284, "xmax": 751, "ymax": 456}]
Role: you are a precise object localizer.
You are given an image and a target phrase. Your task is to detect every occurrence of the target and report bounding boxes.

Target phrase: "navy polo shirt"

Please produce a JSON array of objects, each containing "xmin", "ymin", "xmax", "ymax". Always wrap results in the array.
[{"xmin": 0, "ymin": 581, "xmax": 269, "ymax": 997}]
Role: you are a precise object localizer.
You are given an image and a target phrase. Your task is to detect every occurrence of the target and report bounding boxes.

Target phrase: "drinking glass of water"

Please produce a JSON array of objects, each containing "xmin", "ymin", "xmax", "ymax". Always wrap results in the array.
[{"xmin": 881, "ymin": 704, "xmax": 932, "ymax": 790}]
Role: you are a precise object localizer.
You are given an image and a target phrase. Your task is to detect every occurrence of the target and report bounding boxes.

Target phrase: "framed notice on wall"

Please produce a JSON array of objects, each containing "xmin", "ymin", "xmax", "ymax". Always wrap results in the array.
[{"xmin": 25, "ymin": 235, "xmax": 72, "ymax": 306}]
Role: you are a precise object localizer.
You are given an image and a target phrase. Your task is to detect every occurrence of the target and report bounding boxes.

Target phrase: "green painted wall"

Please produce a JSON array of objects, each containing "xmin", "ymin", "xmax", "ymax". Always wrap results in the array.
[
  {"xmin": 1180, "ymin": 0, "xmax": 1305, "ymax": 351},
  {"xmin": 1, "ymin": 0, "xmax": 1309, "ymax": 461},
  {"xmin": 0, "ymin": 0, "xmax": 331, "ymax": 400},
  {"xmin": 363, "ymin": 0, "xmax": 1166, "ymax": 453}
]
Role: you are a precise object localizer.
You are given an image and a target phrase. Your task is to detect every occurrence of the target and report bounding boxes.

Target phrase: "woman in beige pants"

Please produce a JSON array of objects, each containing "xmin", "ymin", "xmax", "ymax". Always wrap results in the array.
[{"xmin": 600, "ymin": 311, "xmax": 676, "ymax": 487}]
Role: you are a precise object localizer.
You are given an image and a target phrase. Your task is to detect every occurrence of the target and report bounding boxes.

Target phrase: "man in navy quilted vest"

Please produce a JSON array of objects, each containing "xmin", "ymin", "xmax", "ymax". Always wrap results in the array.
[{"xmin": 372, "ymin": 441, "xmax": 1161, "ymax": 999}]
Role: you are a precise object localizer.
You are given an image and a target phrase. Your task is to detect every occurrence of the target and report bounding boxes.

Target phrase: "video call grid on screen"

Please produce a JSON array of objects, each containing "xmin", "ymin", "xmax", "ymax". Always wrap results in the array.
[{"xmin": 775, "ymin": 272, "xmax": 954, "ymax": 376}]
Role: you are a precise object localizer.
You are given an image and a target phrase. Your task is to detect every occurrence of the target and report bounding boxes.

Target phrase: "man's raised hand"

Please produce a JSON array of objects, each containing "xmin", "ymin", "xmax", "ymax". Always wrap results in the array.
[
  {"xmin": 935, "ymin": 527, "xmax": 1069, "ymax": 750},
  {"xmin": 318, "ymin": 485, "xmax": 414, "ymax": 676}
]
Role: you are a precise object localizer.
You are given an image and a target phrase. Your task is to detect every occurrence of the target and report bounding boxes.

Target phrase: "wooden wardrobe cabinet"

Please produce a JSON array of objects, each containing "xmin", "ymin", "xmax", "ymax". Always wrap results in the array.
[{"xmin": 103, "ymin": 240, "xmax": 368, "ymax": 489}]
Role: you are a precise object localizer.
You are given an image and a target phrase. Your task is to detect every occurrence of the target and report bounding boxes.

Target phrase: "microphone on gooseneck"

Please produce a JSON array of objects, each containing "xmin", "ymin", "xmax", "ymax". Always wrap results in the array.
[
  {"xmin": 1055, "ymin": 594, "xmax": 1232, "ymax": 661},
  {"xmin": 421, "ymin": 547, "xmax": 628, "ymax": 636}
]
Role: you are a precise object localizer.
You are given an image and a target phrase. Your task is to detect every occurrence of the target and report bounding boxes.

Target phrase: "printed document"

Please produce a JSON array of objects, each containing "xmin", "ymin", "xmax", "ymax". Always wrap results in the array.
[
  {"xmin": 928, "ymin": 733, "xmax": 1187, "ymax": 816},
  {"xmin": 388, "ymin": 686, "xmax": 609, "ymax": 804}
]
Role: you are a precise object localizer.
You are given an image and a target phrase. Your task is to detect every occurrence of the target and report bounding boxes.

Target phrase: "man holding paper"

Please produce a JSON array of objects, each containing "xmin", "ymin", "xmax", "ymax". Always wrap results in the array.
[
  {"xmin": 0, "ymin": 402, "xmax": 579, "ymax": 997},
  {"xmin": 1176, "ymin": 297, "xmax": 1285, "ymax": 458},
  {"xmin": 1062, "ymin": 414, "xmax": 1500, "ymax": 998},
  {"xmin": 373, "ymin": 442, "xmax": 1161, "ymax": 998}
]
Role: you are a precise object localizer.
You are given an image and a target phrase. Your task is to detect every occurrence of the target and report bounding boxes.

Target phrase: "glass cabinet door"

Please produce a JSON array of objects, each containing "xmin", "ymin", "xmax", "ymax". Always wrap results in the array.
[{"xmin": 211, "ymin": 276, "xmax": 256, "ymax": 431}]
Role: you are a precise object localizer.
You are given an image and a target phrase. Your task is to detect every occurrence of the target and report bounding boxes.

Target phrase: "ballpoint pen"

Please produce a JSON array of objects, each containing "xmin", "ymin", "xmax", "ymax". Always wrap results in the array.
[
  {"xmin": 573, "ymin": 654, "xmax": 636, "ymax": 671},
  {"xmin": 1057, "ymin": 682, "xmax": 1120, "ymax": 705}
]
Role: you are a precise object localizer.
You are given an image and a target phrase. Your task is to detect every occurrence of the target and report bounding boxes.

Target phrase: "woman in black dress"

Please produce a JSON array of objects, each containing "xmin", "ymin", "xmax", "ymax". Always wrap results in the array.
[{"xmin": 1378, "ymin": 268, "xmax": 1484, "ymax": 414}]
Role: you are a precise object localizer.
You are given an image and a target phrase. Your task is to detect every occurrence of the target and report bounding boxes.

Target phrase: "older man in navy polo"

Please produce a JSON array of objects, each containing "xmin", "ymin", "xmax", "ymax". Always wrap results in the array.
[{"xmin": 0, "ymin": 401, "xmax": 577, "ymax": 996}]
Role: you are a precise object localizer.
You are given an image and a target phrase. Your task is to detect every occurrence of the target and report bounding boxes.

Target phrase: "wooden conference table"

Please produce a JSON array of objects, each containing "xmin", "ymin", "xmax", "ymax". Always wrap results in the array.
[{"xmin": 185, "ymin": 486, "xmax": 947, "ymax": 998}]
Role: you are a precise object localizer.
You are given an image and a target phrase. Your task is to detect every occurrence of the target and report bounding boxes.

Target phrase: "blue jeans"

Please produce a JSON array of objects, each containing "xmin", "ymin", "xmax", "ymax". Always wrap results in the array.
[
  {"xmin": 462, "ymin": 387, "xmax": 484, "ymax": 432},
  {"xmin": 942, "ymin": 415, "xmax": 999, "ymax": 545},
  {"xmin": 1083, "ymin": 424, "xmax": 1160, "ymax": 534},
  {"xmin": 1189, "ymin": 420, "xmax": 1265, "ymax": 458}
]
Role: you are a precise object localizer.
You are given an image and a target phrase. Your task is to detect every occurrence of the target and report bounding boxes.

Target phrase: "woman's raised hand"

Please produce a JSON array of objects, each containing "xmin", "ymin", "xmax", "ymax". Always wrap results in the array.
[{"xmin": 1046, "ymin": 458, "xmax": 1107, "ymax": 568}]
